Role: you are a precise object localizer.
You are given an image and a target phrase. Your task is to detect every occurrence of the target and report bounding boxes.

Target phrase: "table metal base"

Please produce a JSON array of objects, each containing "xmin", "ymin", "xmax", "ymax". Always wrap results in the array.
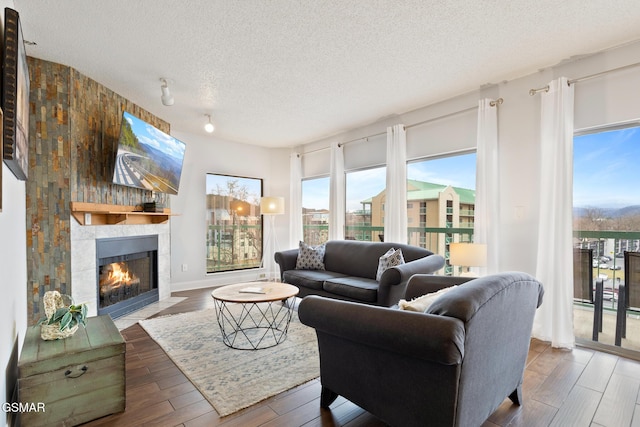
[{"xmin": 213, "ymin": 298, "xmax": 295, "ymax": 350}]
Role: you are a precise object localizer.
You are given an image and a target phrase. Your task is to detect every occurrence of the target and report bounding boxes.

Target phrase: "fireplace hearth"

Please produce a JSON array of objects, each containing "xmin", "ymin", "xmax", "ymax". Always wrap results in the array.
[{"xmin": 96, "ymin": 235, "xmax": 158, "ymax": 318}]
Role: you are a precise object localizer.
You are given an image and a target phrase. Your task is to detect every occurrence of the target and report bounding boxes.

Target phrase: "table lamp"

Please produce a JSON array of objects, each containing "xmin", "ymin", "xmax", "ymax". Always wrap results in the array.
[{"xmin": 449, "ymin": 243, "xmax": 487, "ymax": 277}]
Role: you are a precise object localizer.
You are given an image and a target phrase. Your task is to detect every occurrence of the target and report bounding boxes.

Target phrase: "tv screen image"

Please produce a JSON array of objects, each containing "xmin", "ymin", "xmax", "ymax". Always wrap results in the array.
[{"xmin": 112, "ymin": 112, "xmax": 186, "ymax": 195}]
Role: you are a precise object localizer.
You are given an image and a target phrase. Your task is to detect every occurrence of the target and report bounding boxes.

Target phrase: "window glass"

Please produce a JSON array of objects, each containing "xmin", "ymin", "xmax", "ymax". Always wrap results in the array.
[
  {"xmin": 302, "ymin": 176, "xmax": 330, "ymax": 245},
  {"xmin": 345, "ymin": 167, "xmax": 386, "ymax": 241},
  {"xmin": 573, "ymin": 125, "xmax": 640, "ymax": 352},
  {"xmin": 205, "ymin": 174, "xmax": 262, "ymax": 273},
  {"xmin": 407, "ymin": 153, "xmax": 476, "ymax": 273}
]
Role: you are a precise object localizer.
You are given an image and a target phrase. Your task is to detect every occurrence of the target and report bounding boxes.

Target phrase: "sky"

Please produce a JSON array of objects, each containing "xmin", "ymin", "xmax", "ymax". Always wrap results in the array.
[
  {"xmin": 303, "ymin": 153, "xmax": 477, "ymax": 212},
  {"xmin": 573, "ymin": 126, "xmax": 640, "ymax": 208},
  {"xmin": 123, "ymin": 111, "xmax": 186, "ymax": 161},
  {"xmin": 206, "ymin": 173, "xmax": 262, "ymax": 203},
  {"xmin": 301, "ymin": 125, "xmax": 640, "ymax": 212}
]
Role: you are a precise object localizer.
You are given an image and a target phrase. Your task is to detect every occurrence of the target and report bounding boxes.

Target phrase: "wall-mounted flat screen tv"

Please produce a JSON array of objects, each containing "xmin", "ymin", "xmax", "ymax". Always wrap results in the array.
[{"xmin": 112, "ymin": 111, "xmax": 186, "ymax": 195}]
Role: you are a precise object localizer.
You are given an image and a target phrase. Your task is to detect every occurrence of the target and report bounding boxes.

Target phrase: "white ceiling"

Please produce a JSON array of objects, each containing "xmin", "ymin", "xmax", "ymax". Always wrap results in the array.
[{"xmin": 13, "ymin": 0, "xmax": 640, "ymax": 148}]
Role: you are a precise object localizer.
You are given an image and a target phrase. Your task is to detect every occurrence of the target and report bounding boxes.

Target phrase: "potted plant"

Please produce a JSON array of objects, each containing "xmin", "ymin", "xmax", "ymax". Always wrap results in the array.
[{"xmin": 36, "ymin": 290, "xmax": 88, "ymax": 340}]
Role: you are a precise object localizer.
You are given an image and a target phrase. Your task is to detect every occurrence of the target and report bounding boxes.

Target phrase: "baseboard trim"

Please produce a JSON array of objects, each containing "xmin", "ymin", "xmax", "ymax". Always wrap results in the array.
[{"xmin": 171, "ymin": 269, "xmax": 269, "ymax": 292}]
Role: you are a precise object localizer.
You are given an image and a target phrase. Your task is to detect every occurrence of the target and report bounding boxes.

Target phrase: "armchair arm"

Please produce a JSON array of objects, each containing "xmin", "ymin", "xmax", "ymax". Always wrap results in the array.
[
  {"xmin": 377, "ymin": 254, "xmax": 445, "ymax": 305},
  {"xmin": 274, "ymin": 248, "xmax": 299, "ymax": 281},
  {"xmin": 405, "ymin": 274, "xmax": 473, "ymax": 300},
  {"xmin": 299, "ymin": 295, "xmax": 465, "ymax": 365}
]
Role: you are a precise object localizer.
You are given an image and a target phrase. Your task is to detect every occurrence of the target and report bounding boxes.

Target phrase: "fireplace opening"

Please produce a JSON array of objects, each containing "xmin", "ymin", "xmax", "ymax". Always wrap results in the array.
[{"xmin": 96, "ymin": 235, "xmax": 158, "ymax": 318}]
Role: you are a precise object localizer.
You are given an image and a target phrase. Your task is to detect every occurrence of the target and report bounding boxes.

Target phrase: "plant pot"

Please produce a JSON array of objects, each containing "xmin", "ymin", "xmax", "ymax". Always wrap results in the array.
[
  {"xmin": 38, "ymin": 290, "xmax": 85, "ymax": 341},
  {"xmin": 40, "ymin": 323, "xmax": 79, "ymax": 340}
]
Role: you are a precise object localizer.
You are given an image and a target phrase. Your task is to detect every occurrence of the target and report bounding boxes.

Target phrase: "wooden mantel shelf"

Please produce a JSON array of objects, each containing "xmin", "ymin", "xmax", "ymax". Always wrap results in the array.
[{"xmin": 70, "ymin": 202, "xmax": 175, "ymax": 226}]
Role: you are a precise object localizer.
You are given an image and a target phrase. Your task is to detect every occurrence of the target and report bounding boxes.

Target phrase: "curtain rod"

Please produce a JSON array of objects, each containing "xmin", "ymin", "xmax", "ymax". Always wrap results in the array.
[
  {"xmin": 299, "ymin": 97, "xmax": 504, "ymax": 154},
  {"xmin": 406, "ymin": 98, "xmax": 502, "ymax": 130},
  {"xmin": 529, "ymin": 60, "xmax": 640, "ymax": 95},
  {"xmin": 337, "ymin": 130, "xmax": 386, "ymax": 148},
  {"xmin": 298, "ymin": 129, "xmax": 387, "ymax": 155}
]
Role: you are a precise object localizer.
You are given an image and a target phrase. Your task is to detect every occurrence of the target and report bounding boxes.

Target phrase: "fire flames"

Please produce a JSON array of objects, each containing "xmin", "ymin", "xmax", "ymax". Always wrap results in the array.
[{"xmin": 100, "ymin": 262, "xmax": 141, "ymax": 305}]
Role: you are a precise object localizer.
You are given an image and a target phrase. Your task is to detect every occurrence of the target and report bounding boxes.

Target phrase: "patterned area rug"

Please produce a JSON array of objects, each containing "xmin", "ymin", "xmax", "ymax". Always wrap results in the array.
[{"xmin": 138, "ymin": 306, "xmax": 319, "ymax": 417}]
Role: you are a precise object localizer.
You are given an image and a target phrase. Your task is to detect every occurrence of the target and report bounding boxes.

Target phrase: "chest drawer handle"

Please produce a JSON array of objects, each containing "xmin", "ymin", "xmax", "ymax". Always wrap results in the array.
[{"xmin": 64, "ymin": 365, "xmax": 88, "ymax": 378}]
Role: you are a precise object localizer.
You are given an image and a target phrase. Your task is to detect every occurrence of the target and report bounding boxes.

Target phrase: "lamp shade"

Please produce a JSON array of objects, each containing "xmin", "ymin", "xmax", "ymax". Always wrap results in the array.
[
  {"xmin": 260, "ymin": 196, "xmax": 285, "ymax": 215},
  {"xmin": 449, "ymin": 243, "xmax": 487, "ymax": 267}
]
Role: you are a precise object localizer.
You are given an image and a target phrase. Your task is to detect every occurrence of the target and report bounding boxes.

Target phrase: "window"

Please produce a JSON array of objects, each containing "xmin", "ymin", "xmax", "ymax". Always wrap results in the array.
[
  {"xmin": 345, "ymin": 167, "xmax": 386, "ymax": 241},
  {"xmin": 205, "ymin": 174, "xmax": 262, "ymax": 273},
  {"xmin": 302, "ymin": 176, "xmax": 330, "ymax": 245},
  {"xmin": 574, "ymin": 125, "xmax": 640, "ymax": 262},
  {"xmin": 407, "ymin": 152, "xmax": 476, "ymax": 272},
  {"xmin": 573, "ymin": 125, "xmax": 640, "ymax": 351}
]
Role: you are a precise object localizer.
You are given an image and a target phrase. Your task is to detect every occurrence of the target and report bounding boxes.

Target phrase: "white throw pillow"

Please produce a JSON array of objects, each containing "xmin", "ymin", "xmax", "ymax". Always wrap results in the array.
[
  {"xmin": 398, "ymin": 285, "xmax": 458, "ymax": 312},
  {"xmin": 376, "ymin": 248, "xmax": 405, "ymax": 281},
  {"xmin": 295, "ymin": 241, "xmax": 326, "ymax": 270}
]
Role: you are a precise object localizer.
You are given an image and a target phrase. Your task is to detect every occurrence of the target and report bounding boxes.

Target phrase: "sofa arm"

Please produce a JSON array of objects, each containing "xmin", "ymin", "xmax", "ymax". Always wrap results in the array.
[
  {"xmin": 377, "ymin": 254, "xmax": 445, "ymax": 305},
  {"xmin": 299, "ymin": 295, "xmax": 465, "ymax": 365},
  {"xmin": 274, "ymin": 248, "xmax": 299, "ymax": 281},
  {"xmin": 405, "ymin": 274, "xmax": 473, "ymax": 300}
]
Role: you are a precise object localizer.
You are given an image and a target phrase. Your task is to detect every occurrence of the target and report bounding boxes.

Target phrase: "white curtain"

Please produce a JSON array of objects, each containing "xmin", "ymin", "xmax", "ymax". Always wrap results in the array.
[
  {"xmin": 532, "ymin": 77, "xmax": 575, "ymax": 349},
  {"xmin": 329, "ymin": 142, "xmax": 345, "ymax": 240},
  {"xmin": 288, "ymin": 152, "xmax": 303, "ymax": 248},
  {"xmin": 475, "ymin": 98, "xmax": 500, "ymax": 275},
  {"xmin": 384, "ymin": 124, "xmax": 407, "ymax": 244}
]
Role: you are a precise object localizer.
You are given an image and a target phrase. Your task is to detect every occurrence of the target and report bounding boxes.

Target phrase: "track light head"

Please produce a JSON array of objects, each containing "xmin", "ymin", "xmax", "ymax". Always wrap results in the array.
[{"xmin": 160, "ymin": 78, "xmax": 174, "ymax": 106}]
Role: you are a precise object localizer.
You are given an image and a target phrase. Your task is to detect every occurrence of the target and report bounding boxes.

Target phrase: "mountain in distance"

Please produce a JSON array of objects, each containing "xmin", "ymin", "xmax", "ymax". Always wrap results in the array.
[{"xmin": 573, "ymin": 205, "xmax": 640, "ymax": 218}]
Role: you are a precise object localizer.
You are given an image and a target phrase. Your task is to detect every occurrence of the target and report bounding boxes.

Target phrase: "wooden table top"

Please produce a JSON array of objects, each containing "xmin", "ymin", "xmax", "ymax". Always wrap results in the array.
[{"xmin": 211, "ymin": 282, "xmax": 299, "ymax": 303}]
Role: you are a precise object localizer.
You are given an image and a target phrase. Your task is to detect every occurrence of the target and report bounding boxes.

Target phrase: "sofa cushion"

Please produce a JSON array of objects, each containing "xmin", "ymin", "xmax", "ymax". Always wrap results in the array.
[
  {"xmin": 375, "ymin": 248, "xmax": 405, "ymax": 281},
  {"xmin": 398, "ymin": 286, "xmax": 458, "ymax": 312},
  {"xmin": 323, "ymin": 277, "xmax": 378, "ymax": 303},
  {"xmin": 284, "ymin": 270, "xmax": 348, "ymax": 291},
  {"xmin": 295, "ymin": 241, "xmax": 326, "ymax": 270}
]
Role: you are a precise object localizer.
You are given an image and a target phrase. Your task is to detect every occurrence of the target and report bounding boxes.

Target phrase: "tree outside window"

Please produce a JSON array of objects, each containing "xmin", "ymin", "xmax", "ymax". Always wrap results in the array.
[{"xmin": 206, "ymin": 174, "xmax": 262, "ymax": 273}]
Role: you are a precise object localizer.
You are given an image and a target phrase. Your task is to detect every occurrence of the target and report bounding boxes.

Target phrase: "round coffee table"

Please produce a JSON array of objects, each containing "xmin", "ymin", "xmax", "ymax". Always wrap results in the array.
[{"xmin": 211, "ymin": 282, "xmax": 299, "ymax": 350}]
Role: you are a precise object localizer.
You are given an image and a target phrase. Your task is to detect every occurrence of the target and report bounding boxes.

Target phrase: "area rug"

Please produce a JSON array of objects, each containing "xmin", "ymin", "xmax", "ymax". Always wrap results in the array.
[{"xmin": 138, "ymin": 307, "xmax": 319, "ymax": 417}]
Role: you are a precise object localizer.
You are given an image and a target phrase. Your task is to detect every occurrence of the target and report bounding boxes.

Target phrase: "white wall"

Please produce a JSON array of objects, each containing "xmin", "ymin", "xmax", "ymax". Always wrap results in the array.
[
  {"xmin": 0, "ymin": 2, "xmax": 27, "ymax": 421},
  {"xmin": 0, "ymin": 161, "xmax": 27, "ymax": 421},
  {"xmin": 169, "ymin": 131, "xmax": 290, "ymax": 291}
]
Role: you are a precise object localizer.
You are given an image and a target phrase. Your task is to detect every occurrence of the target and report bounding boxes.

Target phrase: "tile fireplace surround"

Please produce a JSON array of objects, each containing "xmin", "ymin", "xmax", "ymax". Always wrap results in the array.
[{"xmin": 69, "ymin": 219, "xmax": 171, "ymax": 317}]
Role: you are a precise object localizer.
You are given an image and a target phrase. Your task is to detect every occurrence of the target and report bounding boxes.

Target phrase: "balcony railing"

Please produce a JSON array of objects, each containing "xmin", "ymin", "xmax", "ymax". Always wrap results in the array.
[{"xmin": 573, "ymin": 230, "xmax": 640, "ymax": 287}]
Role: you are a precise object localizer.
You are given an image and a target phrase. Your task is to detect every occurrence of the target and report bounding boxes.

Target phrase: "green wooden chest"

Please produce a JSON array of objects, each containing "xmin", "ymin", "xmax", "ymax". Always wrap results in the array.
[{"xmin": 18, "ymin": 315, "xmax": 126, "ymax": 426}]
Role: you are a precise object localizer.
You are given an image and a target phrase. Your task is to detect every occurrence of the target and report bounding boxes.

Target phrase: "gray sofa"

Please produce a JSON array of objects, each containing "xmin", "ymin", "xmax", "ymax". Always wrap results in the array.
[
  {"xmin": 298, "ymin": 272, "xmax": 544, "ymax": 427},
  {"xmin": 274, "ymin": 240, "xmax": 445, "ymax": 307}
]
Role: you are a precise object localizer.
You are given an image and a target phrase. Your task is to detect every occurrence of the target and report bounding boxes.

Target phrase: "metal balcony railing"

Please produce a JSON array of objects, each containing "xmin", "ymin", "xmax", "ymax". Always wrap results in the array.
[{"xmin": 573, "ymin": 230, "xmax": 640, "ymax": 286}]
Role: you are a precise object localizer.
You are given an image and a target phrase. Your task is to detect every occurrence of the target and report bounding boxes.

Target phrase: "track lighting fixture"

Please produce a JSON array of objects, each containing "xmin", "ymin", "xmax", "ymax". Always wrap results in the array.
[
  {"xmin": 160, "ymin": 78, "xmax": 174, "ymax": 106},
  {"xmin": 204, "ymin": 114, "xmax": 215, "ymax": 133}
]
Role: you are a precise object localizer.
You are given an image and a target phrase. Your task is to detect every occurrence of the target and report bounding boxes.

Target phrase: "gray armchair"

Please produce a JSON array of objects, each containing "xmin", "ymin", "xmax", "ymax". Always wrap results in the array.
[{"xmin": 298, "ymin": 272, "xmax": 544, "ymax": 427}]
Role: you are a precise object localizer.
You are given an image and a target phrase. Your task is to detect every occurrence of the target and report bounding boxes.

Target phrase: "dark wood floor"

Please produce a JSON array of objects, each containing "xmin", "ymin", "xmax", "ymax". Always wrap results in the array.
[{"xmin": 81, "ymin": 287, "xmax": 640, "ymax": 427}]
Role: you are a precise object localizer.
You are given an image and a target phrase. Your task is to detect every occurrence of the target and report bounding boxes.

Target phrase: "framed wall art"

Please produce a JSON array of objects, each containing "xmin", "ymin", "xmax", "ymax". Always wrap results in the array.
[{"xmin": 2, "ymin": 7, "xmax": 30, "ymax": 181}]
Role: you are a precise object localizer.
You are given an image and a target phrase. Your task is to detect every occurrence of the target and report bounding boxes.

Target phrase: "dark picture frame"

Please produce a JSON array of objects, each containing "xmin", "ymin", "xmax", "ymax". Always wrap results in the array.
[{"xmin": 2, "ymin": 8, "xmax": 30, "ymax": 181}]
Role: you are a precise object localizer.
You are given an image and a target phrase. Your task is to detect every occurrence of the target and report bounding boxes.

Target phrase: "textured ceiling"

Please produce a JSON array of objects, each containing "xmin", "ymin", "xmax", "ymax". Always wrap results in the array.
[{"xmin": 13, "ymin": 0, "xmax": 640, "ymax": 147}]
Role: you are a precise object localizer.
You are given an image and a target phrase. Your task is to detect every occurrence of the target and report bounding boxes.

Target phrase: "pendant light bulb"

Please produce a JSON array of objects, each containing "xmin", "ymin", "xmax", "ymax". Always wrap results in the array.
[{"xmin": 204, "ymin": 114, "xmax": 215, "ymax": 133}]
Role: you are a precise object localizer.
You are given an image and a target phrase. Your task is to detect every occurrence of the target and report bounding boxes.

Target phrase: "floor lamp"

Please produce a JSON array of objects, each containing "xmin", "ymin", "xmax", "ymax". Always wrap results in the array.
[{"xmin": 260, "ymin": 196, "xmax": 285, "ymax": 281}]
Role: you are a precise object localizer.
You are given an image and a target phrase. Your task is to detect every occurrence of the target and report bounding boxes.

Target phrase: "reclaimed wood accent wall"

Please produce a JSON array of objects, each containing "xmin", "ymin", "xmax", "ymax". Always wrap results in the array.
[{"xmin": 26, "ymin": 57, "xmax": 170, "ymax": 321}]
